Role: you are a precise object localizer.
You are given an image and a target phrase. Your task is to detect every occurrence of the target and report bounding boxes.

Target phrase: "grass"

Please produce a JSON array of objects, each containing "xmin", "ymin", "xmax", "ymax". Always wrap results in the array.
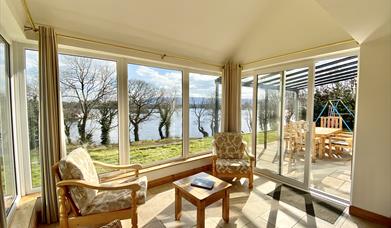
[{"xmin": 29, "ymin": 131, "xmax": 278, "ymax": 187}]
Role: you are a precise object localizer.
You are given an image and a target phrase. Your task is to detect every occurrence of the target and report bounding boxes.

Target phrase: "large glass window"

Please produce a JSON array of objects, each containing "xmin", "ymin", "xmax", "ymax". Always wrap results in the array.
[
  {"xmin": 128, "ymin": 64, "xmax": 182, "ymax": 165},
  {"xmin": 0, "ymin": 37, "xmax": 17, "ymax": 215},
  {"xmin": 189, "ymin": 73, "xmax": 221, "ymax": 155},
  {"xmin": 25, "ymin": 50, "xmax": 41, "ymax": 187},
  {"xmin": 59, "ymin": 54, "xmax": 119, "ymax": 167}
]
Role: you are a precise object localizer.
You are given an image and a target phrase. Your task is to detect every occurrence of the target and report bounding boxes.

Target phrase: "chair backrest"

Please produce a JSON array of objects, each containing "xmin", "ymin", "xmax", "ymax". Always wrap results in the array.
[
  {"xmin": 213, "ymin": 132, "xmax": 244, "ymax": 159},
  {"xmin": 58, "ymin": 147, "xmax": 99, "ymax": 214},
  {"xmin": 320, "ymin": 116, "xmax": 343, "ymax": 129}
]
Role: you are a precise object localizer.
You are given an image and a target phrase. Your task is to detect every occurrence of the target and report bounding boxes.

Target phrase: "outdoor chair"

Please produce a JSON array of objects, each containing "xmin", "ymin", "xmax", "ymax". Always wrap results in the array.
[
  {"xmin": 284, "ymin": 121, "xmax": 321, "ymax": 163},
  {"xmin": 52, "ymin": 148, "xmax": 147, "ymax": 228},
  {"xmin": 328, "ymin": 132, "xmax": 354, "ymax": 156},
  {"xmin": 320, "ymin": 116, "xmax": 343, "ymax": 129},
  {"xmin": 212, "ymin": 132, "xmax": 255, "ymax": 189}
]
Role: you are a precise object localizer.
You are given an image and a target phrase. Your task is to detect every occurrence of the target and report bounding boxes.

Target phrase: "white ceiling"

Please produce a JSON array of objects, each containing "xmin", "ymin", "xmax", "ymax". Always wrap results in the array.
[{"xmin": 6, "ymin": 0, "xmax": 391, "ymax": 65}]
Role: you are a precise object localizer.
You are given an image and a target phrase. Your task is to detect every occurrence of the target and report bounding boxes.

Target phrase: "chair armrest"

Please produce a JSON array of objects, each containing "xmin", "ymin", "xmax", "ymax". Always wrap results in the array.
[
  {"xmin": 93, "ymin": 161, "xmax": 142, "ymax": 170},
  {"xmin": 242, "ymin": 141, "xmax": 255, "ymax": 161},
  {"xmin": 56, "ymin": 179, "xmax": 141, "ymax": 191}
]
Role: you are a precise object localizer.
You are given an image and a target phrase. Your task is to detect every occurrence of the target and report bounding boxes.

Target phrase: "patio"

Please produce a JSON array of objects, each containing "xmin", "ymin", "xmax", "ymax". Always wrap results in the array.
[{"xmin": 256, "ymin": 141, "xmax": 352, "ymax": 200}]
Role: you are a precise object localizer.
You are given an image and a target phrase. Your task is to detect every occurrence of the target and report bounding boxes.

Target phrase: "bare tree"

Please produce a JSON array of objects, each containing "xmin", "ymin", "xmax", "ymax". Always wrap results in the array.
[
  {"xmin": 97, "ymin": 100, "xmax": 118, "ymax": 145},
  {"xmin": 191, "ymin": 98, "xmax": 209, "ymax": 137},
  {"xmin": 205, "ymin": 93, "xmax": 220, "ymax": 135},
  {"xmin": 128, "ymin": 80, "xmax": 163, "ymax": 142},
  {"xmin": 157, "ymin": 90, "xmax": 177, "ymax": 139},
  {"xmin": 243, "ymin": 103, "xmax": 253, "ymax": 132},
  {"xmin": 60, "ymin": 56, "xmax": 116, "ymax": 143},
  {"xmin": 62, "ymin": 102, "xmax": 79, "ymax": 144}
]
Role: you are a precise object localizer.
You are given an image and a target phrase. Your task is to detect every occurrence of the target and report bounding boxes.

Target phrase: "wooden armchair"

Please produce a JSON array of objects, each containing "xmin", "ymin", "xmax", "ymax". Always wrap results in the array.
[
  {"xmin": 212, "ymin": 132, "xmax": 255, "ymax": 189},
  {"xmin": 52, "ymin": 148, "xmax": 147, "ymax": 228}
]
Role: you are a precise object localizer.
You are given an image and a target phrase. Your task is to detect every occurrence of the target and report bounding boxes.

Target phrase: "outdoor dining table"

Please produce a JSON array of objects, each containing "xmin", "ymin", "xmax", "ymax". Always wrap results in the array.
[{"xmin": 315, "ymin": 127, "xmax": 342, "ymax": 160}]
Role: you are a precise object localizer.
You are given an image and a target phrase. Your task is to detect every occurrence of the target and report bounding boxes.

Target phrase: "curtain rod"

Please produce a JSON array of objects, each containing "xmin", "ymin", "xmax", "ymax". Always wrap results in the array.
[
  {"xmin": 22, "ymin": 1, "xmax": 222, "ymax": 69},
  {"xmin": 242, "ymin": 39, "xmax": 358, "ymax": 67}
]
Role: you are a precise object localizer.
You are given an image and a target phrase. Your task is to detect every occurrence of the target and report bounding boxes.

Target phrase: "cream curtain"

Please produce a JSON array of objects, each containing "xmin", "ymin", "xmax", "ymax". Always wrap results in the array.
[
  {"xmin": 222, "ymin": 61, "xmax": 241, "ymax": 132},
  {"xmin": 39, "ymin": 26, "xmax": 66, "ymax": 224}
]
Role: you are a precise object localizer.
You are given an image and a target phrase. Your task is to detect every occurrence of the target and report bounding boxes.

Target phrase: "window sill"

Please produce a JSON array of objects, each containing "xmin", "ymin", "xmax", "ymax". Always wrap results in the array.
[{"xmin": 99, "ymin": 153, "xmax": 213, "ymax": 182}]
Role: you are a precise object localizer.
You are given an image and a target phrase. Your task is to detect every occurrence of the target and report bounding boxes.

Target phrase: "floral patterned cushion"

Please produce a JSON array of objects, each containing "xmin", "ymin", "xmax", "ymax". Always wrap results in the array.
[
  {"xmin": 213, "ymin": 132, "xmax": 245, "ymax": 159},
  {"xmin": 59, "ymin": 148, "xmax": 99, "ymax": 214},
  {"xmin": 216, "ymin": 158, "xmax": 250, "ymax": 174},
  {"xmin": 82, "ymin": 176, "xmax": 148, "ymax": 215}
]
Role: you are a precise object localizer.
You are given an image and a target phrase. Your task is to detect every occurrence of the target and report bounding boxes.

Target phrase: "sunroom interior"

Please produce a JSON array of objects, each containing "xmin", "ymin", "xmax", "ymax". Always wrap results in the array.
[{"xmin": 0, "ymin": 0, "xmax": 390, "ymax": 227}]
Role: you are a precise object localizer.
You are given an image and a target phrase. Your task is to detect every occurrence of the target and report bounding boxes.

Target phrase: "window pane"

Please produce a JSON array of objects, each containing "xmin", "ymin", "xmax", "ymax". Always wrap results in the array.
[
  {"xmin": 241, "ymin": 76, "xmax": 253, "ymax": 153},
  {"xmin": 0, "ymin": 38, "xmax": 17, "ymax": 214},
  {"xmin": 59, "ymin": 54, "xmax": 119, "ymax": 169},
  {"xmin": 189, "ymin": 73, "xmax": 221, "ymax": 155},
  {"xmin": 128, "ymin": 64, "xmax": 182, "ymax": 164},
  {"xmin": 281, "ymin": 67, "xmax": 308, "ymax": 183},
  {"xmin": 25, "ymin": 50, "xmax": 41, "ymax": 187},
  {"xmin": 256, "ymin": 72, "xmax": 282, "ymax": 173}
]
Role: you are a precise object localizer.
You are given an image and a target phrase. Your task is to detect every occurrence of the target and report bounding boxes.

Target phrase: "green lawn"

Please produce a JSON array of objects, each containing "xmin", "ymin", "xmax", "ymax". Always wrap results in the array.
[{"xmin": 30, "ymin": 131, "xmax": 278, "ymax": 188}]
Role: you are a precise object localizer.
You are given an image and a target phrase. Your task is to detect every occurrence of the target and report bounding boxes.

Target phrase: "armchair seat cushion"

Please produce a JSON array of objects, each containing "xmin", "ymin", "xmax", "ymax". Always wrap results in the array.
[
  {"xmin": 216, "ymin": 158, "xmax": 250, "ymax": 174},
  {"xmin": 82, "ymin": 176, "xmax": 148, "ymax": 215}
]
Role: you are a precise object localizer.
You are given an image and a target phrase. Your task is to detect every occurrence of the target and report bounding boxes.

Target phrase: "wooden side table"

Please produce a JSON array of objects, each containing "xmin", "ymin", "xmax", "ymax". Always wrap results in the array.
[{"xmin": 172, "ymin": 172, "xmax": 232, "ymax": 228}]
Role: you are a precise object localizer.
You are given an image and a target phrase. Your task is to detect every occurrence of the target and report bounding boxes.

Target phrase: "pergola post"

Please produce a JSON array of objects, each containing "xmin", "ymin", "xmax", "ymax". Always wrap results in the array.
[{"xmin": 294, "ymin": 90, "xmax": 299, "ymax": 120}]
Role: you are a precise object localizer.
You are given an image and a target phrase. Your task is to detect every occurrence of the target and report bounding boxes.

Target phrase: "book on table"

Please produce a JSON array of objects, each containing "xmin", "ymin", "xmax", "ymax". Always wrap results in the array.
[{"xmin": 190, "ymin": 177, "xmax": 215, "ymax": 190}]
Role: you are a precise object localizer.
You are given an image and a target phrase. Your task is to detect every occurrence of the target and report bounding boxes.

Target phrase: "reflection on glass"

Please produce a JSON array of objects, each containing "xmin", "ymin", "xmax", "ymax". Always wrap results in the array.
[
  {"xmin": 281, "ymin": 67, "xmax": 309, "ymax": 183},
  {"xmin": 128, "ymin": 64, "xmax": 182, "ymax": 164},
  {"xmin": 189, "ymin": 73, "xmax": 221, "ymax": 155},
  {"xmin": 59, "ymin": 54, "xmax": 119, "ymax": 169},
  {"xmin": 256, "ymin": 72, "xmax": 282, "ymax": 174},
  {"xmin": 241, "ymin": 76, "xmax": 253, "ymax": 153},
  {"xmin": 0, "ymin": 39, "xmax": 17, "ymax": 214}
]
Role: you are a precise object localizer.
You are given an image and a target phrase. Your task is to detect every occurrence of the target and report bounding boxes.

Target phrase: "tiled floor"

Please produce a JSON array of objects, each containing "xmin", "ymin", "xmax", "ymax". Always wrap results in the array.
[
  {"xmin": 116, "ymin": 175, "xmax": 383, "ymax": 228},
  {"xmin": 37, "ymin": 174, "xmax": 385, "ymax": 228},
  {"xmin": 256, "ymin": 142, "xmax": 352, "ymax": 200}
]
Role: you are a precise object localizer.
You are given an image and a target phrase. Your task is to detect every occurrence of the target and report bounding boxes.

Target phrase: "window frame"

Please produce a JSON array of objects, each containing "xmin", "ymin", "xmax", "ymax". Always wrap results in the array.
[
  {"xmin": 16, "ymin": 43, "xmax": 223, "ymax": 194},
  {"xmin": 0, "ymin": 34, "xmax": 19, "ymax": 222}
]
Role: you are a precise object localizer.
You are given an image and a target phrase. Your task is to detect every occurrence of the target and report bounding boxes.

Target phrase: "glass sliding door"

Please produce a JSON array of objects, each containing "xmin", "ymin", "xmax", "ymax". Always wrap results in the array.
[
  {"xmin": 241, "ymin": 76, "xmax": 254, "ymax": 153},
  {"xmin": 256, "ymin": 72, "xmax": 282, "ymax": 174},
  {"xmin": 281, "ymin": 67, "xmax": 309, "ymax": 183},
  {"xmin": 254, "ymin": 67, "xmax": 311, "ymax": 186},
  {"xmin": 0, "ymin": 36, "xmax": 17, "ymax": 216},
  {"xmin": 310, "ymin": 55, "xmax": 358, "ymax": 200}
]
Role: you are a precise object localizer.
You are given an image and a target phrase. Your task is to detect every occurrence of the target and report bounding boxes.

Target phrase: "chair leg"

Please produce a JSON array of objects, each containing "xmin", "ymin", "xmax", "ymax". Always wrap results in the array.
[
  {"xmin": 131, "ymin": 191, "xmax": 138, "ymax": 228},
  {"xmin": 58, "ymin": 187, "xmax": 69, "ymax": 228},
  {"xmin": 212, "ymin": 160, "xmax": 216, "ymax": 176},
  {"xmin": 248, "ymin": 173, "xmax": 253, "ymax": 189}
]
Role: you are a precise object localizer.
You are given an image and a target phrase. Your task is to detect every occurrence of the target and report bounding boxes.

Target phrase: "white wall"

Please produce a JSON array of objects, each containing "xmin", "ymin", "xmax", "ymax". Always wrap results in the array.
[{"xmin": 352, "ymin": 34, "xmax": 391, "ymax": 217}]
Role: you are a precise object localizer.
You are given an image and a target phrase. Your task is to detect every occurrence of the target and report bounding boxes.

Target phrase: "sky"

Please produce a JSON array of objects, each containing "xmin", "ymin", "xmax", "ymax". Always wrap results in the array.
[
  {"xmin": 128, "ymin": 63, "xmax": 221, "ymax": 98},
  {"xmin": 25, "ymin": 50, "xmax": 221, "ymax": 99}
]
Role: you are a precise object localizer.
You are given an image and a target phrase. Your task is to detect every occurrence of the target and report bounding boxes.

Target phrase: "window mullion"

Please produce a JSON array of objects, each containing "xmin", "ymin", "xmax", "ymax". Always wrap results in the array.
[
  {"xmin": 118, "ymin": 58, "xmax": 129, "ymax": 165},
  {"xmin": 183, "ymin": 69, "xmax": 189, "ymax": 158}
]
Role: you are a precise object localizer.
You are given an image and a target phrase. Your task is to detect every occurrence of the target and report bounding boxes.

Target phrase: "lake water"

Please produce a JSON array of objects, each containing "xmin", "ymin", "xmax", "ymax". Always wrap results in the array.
[{"xmin": 68, "ymin": 109, "xmax": 253, "ymax": 144}]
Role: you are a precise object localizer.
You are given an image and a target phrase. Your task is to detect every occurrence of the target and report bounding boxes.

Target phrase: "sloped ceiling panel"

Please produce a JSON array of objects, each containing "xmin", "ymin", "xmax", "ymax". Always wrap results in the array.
[{"xmin": 232, "ymin": 0, "xmax": 352, "ymax": 63}]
